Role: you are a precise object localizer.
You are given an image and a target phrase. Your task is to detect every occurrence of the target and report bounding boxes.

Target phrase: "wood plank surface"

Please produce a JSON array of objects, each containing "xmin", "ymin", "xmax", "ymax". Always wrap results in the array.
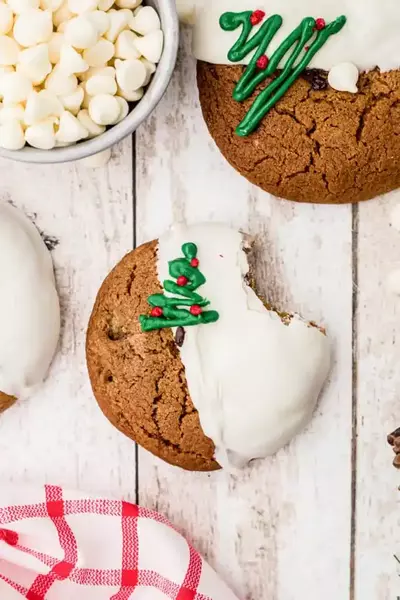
[
  {"xmin": 355, "ymin": 194, "xmax": 400, "ymax": 599},
  {"xmin": 0, "ymin": 22, "xmax": 398, "ymax": 600},
  {"xmin": 136, "ymin": 28, "xmax": 354, "ymax": 600},
  {"xmin": 0, "ymin": 139, "xmax": 137, "ymax": 501}
]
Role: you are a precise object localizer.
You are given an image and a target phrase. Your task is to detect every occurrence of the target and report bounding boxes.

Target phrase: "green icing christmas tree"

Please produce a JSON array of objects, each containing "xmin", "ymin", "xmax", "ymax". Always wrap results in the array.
[
  {"xmin": 139, "ymin": 242, "xmax": 219, "ymax": 332},
  {"xmin": 219, "ymin": 10, "xmax": 347, "ymax": 136}
]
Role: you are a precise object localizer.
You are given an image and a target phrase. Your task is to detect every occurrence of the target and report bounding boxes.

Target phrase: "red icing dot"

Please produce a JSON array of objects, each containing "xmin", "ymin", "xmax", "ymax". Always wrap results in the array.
[
  {"xmin": 177, "ymin": 276, "xmax": 188, "ymax": 287},
  {"xmin": 314, "ymin": 18, "xmax": 326, "ymax": 30},
  {"xmin": 190, "ymin": 305, "xmax": 202, "ymax": 316},
  {"xmin": 256, "ymin": 55, "xmax": 269, "ymax": 70},
  {"xmin": 150, "ymin": 307, "xmax": 163, "ymax": 317},
  {"xmin": 304, "ymin": 46, "xmax": 310, "ymax": 51},
  {"xmin": 190, "ymin": 257, "xmax": 199, "ymax": 268},
  {"xmin": 250, "ymin": 9, "xmax": 265, "ymax": 26}
]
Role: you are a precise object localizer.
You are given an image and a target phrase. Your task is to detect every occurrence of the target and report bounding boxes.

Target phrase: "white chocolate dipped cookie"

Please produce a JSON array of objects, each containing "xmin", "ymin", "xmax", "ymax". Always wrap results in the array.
[
  {"xmin": 86, "ymin": 223, "xmax": 330, "ymax": 471},
  {"xmin": 178, "ymin": 0, "xmax": 400, "ymax": 204},
  {"xmin": 0, "ymin": 203, "xmax": 60, "ymax": 407}
]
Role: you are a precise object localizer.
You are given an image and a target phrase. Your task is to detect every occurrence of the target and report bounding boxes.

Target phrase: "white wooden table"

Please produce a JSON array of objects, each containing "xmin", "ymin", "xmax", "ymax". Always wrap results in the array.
[{"xmin": 0, "ymin": 29, "xmax": 399, "ymax": 600}]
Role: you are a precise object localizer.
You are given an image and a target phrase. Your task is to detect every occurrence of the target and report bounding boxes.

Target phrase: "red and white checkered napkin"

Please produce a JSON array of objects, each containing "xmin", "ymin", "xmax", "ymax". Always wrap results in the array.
[{"xmin": 0, "ymin": 484, "xmax": 240, "ymax": 600}]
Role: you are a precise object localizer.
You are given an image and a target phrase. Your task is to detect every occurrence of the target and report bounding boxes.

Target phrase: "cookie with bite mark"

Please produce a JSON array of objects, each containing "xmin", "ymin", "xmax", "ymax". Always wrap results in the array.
[{"xmin": 86, "ymin": 224, "xmax": 330, "ymax": 471}]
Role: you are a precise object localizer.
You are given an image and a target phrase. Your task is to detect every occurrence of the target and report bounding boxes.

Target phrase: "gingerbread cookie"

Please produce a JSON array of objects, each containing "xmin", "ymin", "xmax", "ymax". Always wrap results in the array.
[
  {"xmin": 178, "ymin": 0, "xmax": 400, "ymax": 204},
  {"xmin": 0, "ymin": 204, "xmax": 60, "ymax": 410},
  {"xmin": 86, "ymin": 224, "xmax": 331, "ymax": 471}
]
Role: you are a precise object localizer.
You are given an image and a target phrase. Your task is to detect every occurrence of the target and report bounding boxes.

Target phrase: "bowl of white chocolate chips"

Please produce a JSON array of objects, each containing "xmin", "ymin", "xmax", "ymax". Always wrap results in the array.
[{"xmin": 0, "ymin": 0, "xmax": 178, "ymax": 162}]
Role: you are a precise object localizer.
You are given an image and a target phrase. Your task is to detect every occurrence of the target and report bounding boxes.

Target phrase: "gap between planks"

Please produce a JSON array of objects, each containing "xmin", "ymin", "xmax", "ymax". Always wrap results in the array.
[{"xmin": 350, "ymin": 201, "xmax": 359, "ymax": 600}]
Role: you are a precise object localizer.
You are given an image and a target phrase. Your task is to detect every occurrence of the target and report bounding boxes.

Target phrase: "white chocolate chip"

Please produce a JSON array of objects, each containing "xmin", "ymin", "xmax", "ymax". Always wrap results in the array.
[
  {"xmin": 115, "ymin": 0, "xmax": 141, "ymax": 8},
  {"xmin": 130, "ymin": 5, "xmax": 160, "ymax": 35},
  {"xmin": 24, "ymin": 89, "xmax": 63, "ymax": 124},
  {"xmin": 45, "ymin": 65, "xmax": 77, "ymax": 95},
  {"xmin": 67, "ymin": 0, "xmax": 98, "ymax": 14},
  {"xmin": 59, "ymin": 43, "xmax": 89, "ymax": 74},
  {"xmin": 0, "ymin": 35, "xmax": 20, "ymax": 66},
  {"xmin": 60, "ymin": 83, "xmax": 83, "ymax": 113},
  {"xmin": 80, "ymin": 146, "xmax": 111, "ymax": 166},
  {"xmin": 105, "ymin": 9, "xmax": 130, "ymax": 42},
  {"xmin": 40, "ymin": 0, "xmax": 64, "ymax": 11},
  {"xmin": 77, "ymin": 107, "xmax": 105, "ymax": 135},
  {"xmin": 48, "ymin": 32, "xmax": 64, "ymax": 63},
  {"xmin": 118, "ymin": 8, "xmax": 134, "ymax": 27},
  {"xmin": 115, "ymin": 30, "xmax": 140, "ymax": 60},
  {"xmin": 64, "ymin": 14, "xmax": 98, "ymax": 49},
  {"xmin": 1, "ymin": 71, "xmax": 32, "ymax": 102},
  {"xmin": 52, "ymin": 2, "xmax": 72, "ymax": 27},
  {"xmin": 115, "ymin": 57, "xmax": 146, "ymax": 92},
  {"xmin": 86, "ymin": 73, "xmax": 116, "ymax": 95},
  {"xmin": 8, "ymin": 0, "xmax": 39, "ymax": 14},
  {"xmin": 140, "ymin": 56, "xmax": 155, "ymax": 85},
  {"xmin": 13, "ymin": 9, "xmax": 53, "ymax": 47},
  {"xmin": 328, "ymin": 62, "xmax": 359, "ymax": 94},
  {"xmin": 87, "ymin": 10, "xmax": 109, "ymax": 36},
  {"xmin": 0, "ymin": 65, "xmax": 14, "ymax": 75},
  {"xmin": 134, "ymin": 29, "xmax": 163, "ymax": 63},
  {"xmin": 79, "ymin": 64, "xmax": 114, "ymax": 81},
  {"xmin": 25, "ymin": 116, "xmax": 56, "ymax": 148},
  {"xmin": 116, "ymin": 83, "xmax": 142, "ymax": 101},
  {"xmin": 0, "ymin": 5, "xmax": 13, "ymax": 35},
  {"xmin": 0, "ymin": 103, "xmax": 24, "ymax": 124},
  {"xmin": 79, "ymin": 81, "xmax": 90, "ymax": 107},
  {"xmin": 97, "ymin": 0, "xmax": 113, "ymax": 11},
  {"xmin": 56, "ymin": 109, "xmax": 88, "ymax": 141},
  {"xmin": 0, "ymin": 118, "xmax": 24, "ymax": 148},
  {"xmin": 140, "ymin": 56, "xmax": 155, "ymax": 73},
  {"xmin": 18, "ymin": 43, "xmax": 52, "ymax": 85},
  {"xmin": 83, "ymin": 37, "xmax": 114, "ymax": 67},
  {"xmin": 114, "ymin": 94, "xmax": 128, "ymax": 122},
  {"xmin": 88, "ymin": 92, "xmax": 119, "ymax": 124}
]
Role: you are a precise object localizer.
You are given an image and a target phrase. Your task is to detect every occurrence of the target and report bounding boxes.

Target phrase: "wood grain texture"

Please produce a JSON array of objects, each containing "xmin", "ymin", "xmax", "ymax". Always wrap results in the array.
[
  {"xmin": 355, "ymin": 194, "xmax": 400, "ymax": 599},
  {"xmin": 0, "ymin": 25, "xmax": 397, "ymax": 600},
  {"xmin": 136, "ymin": 29, "xmax": 354, "ymax": 600},
  {"xmin": 0, "ymin": 139, "xmax": 137, "ymax": 501}
]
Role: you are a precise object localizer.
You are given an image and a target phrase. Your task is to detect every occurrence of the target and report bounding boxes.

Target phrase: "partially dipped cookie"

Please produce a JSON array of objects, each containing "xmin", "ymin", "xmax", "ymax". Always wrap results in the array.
[
  {"xmin": 0, "ymin": 204, "xmax": 60, "ymax": 409},
  {"xmin": 179, "ymin": 0, "xmax": 400, "ymax": 204},
  {"xmin": 86, "ymin": 223, "xmax": 331, "ymax": 471}
]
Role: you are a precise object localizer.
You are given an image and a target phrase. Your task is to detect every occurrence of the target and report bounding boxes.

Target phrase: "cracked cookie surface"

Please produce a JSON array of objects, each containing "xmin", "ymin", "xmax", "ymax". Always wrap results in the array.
[
  {"xmin": 197, "ymin": 64, "xmax": 400, "ymax": 204},
  {"xmin": 86, "ymin": 240, "xmax": 219, "ymax": 472}
]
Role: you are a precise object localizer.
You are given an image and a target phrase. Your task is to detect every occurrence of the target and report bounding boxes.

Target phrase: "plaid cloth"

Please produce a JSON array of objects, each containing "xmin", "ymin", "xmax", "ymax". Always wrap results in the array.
[{"xmin": 0, "ymin": 485, "xmax": 239, "ymax": 600}]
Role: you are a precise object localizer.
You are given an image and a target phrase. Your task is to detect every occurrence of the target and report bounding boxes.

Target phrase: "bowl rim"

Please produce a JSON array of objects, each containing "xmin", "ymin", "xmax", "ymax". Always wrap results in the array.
[{"xmin": 0, "ymin": 0, "xmax": 179, "ymax": 164}]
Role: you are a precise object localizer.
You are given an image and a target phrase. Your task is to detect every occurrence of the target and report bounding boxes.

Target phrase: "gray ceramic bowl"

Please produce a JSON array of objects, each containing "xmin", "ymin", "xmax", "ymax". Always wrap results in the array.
[{"xmin": 0, "ymin": 0, "xmax": 179, "ymax": 163}]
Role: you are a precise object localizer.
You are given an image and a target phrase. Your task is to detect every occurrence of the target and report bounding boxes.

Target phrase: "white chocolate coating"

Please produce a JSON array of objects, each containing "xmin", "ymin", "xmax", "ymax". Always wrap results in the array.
[
  {"xmin": 157, "ymin": 224, "xmax": 331, "ymax": 469},
  {"xmin": 181, "ymin": 0, "xmax": 400, "ymax": 74},
  {"xmin": 0, "ymin": 204, "xmax": 60, "ymax": 398}
]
